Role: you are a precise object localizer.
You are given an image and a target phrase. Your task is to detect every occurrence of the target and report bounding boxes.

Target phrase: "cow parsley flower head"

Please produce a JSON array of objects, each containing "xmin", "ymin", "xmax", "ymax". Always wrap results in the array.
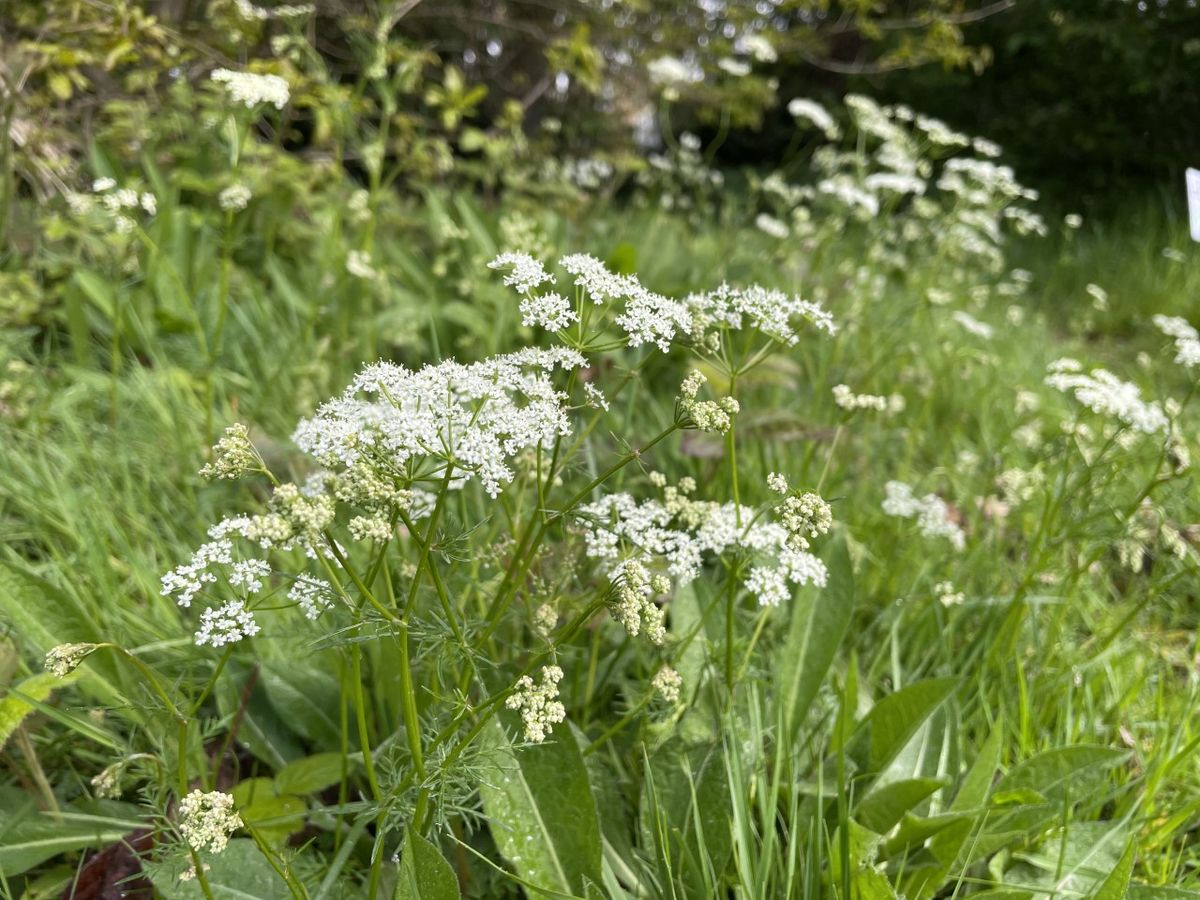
[
  {"xmin": 45, "ymin": 643, "xmax": 98, "ymax": 678},
  {"xmin": 1153, "ymin": 314, "xmax": 1200, "ymax": 369},
  {"xmin": 767, "ymin": 472, "xmax": 789, "ymax": 494},
  {"xmin": 519, "ymin": 291, "xmax": 577, "ymax": 332},
  {"xmin": 178, "ymin": 790, "xmax": 242, "ymax": 854},
  {"xmin": 952, "ymin": 311, "xmax": 994, "ymax": 340},
  {"xmin": 200, "ymin": 423, "xmax": 262, "ymax": 481},
  {"xmin": 488, "ymin": 252, "xmax": 556, "ymax": 293},
  {"xmin": 195, "ymin": 600, "xmax": 261, "ymax": 647},
  {"xmin": 288, "ymin": 576, "xmax": 334, "ymax": 620},
  {"xmin": 346, "ymin": 250, "xmax": 376, "ymax": 280},
  {"xmin": 883, "ymin": 481, "xmax": 965, "ymax": 550},
  {"xmin": 652, "ymin": 666, "xmax": 683, "ymax": 703},
  {"xmin": 787, "ymin": 98, "xmax": 840, "ymax": 140},
  {"xmin": 293, "ymin": 348, "xmax": 584, "ymax": 498},
  {"xmin": 686, "ymin": 283, "xmax": 837, "ymax": 347},
  {"xmin": 505, "ymin": 666, "xmax": 566, "ymax": 743},
  {"xmin": 779, "ymin": 492, "xmax": 832, "ymax": 551},
  {"xmin": 210, "ymin": 68, "xmax": 290, "ymax": 109},
  {"xmin": 607, "ymin": 559, "xmax": 668, "ymax": 644},
  {"xmin": 755, "ymin": 213, "xmax": 790, "ymax": 239},
  {"xmin": 219, "ymin": 183, "xmax": 252, "ymax": 211},
  {"xmin": 1045, "ymin": 366, "xmax": 1168, "ymax": 434}
]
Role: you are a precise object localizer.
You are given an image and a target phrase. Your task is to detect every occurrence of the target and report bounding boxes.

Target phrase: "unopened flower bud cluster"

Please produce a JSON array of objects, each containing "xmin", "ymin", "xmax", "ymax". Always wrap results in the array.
[
  {"xmin": 178, "ymin": 790, "xmax": 242, "ymax": 854},
  {"xmin": 505, "ymin": 665, "xmax": 566, "ymax": 743}
]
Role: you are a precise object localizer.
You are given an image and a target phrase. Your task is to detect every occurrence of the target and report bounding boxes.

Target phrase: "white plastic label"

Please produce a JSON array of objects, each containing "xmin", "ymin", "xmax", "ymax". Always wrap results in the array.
[{"xmin": 1188, "ymin": 167, "xmax": 1200, "ymax": 243}]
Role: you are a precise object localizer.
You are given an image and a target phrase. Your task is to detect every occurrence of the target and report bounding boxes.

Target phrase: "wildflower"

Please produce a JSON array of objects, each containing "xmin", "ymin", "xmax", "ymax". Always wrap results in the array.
[
  {"xmin": 736, "ymin": 33, "xmax": 777, "ymax": 63},
  {"xmin": 519, "ymin": 291, "xmax": 577, "ymax": 332},
  {"xmin": 647, "ymin": 56, "xmax": 703, "ymax": 89},
  {"xmin": 218, "ymin": 184, "xmax": 252, "ymax": 212},
  {"xmin": 1086, "ymin": 283, "xmax": 1108, "ymax": 311},
  {"xmin": 767, "ymin": 472, "xmax": 789, "ymax": 495},
  {"xmin": 178, "ymin": 790, "xmax": 242, "ymax": 854},
  {"xmin": 91, "ymin": 764, "xmax": 122, "ymax": 799},
  {"xmin": 346, "ymin": 250, "xmax": 376, "ymax": 280},
  {"xmin": 533, "ymin": 603, "xmax": 558, "ymax": 637},
  {"xmin": 1045, "ymin": 366, "xmax": 1168, "ymax": 434},
  {"xmin": 832, "ymin": 384, "xmax": 889, "ymax": 412},
  {"xmin": 972, "ymin": 137, "xmax": 1003, "ymax": 158},
  {"xmin": 1065, "ymin": 213, "xmax": 1083, "ymax": 229},
  {"xmin": 952, "ymin": 311, "xmax": 994, "ymax": 340},
  {"xmin": 583, "ymin": 381, "xmax": 609, "ymax": 411},
  {"xmin": 652, "ymin": 666, "xmax": 682, "ymax": 703},
  {"xmin": 718, "ymin": 58, "xmax": 751, "ymax": 77},
  {"xmin": 293, "ymin": 348, "xmax": 584, "ymax": 498},
  {"xmin": 686, "ymin": 283, "xmax": 837, "ymax": 346},
  {"xmin": 505, "ymin": 666, "xmax": 566, "ymax": 743},
  {"xmin": 194, "ymin": 600, "xmax": 261, "ymax": 647},
  {"xmin": 755, "ymin": 213, "xmax": 789, "ymax": 239},
  {"xmin": 934, "ymin": 581, "xmax": 965, "ymax": 607},
  {"xmin": 778, "ymin": 492, "xmax": 832, "ymax": 551},
  {"xmin": 488, "ymin": 252, "xmax": 556, "ymax": 293},
  {"xmin": 200, "ymin": 423, "xmax": 261, "ymax": 481},
  {"xmin": 210, "ymin": 68, "xmax": 290, "ymax": 109},
  {"xmin": 288, "ymin": 576, "xmax": 334, "ymax": 620},
  {"xmin": 45, "ymin": 643, "xmax": 98, "ymax": 677},
  {"xmin": 1153, "ymin": 314, "xmax": 1200, "ymax": 369},
  {"xmin": 92, "ymin": 177, "xmax": 116, "ymax": 193},
  {"xmin": 787, "ymin": 98, "xmax": 840, "ymax": 140},
  {"xmin": 882, "ymin": 481, "xmax": 965, "ymax": 550},
  {"xmin": 608, "ymin": 559, "xmax": 667, "ymax": 644},
  {"xmin": 678, "ymin": 370, "xmax": 738, "ymax": 434}
]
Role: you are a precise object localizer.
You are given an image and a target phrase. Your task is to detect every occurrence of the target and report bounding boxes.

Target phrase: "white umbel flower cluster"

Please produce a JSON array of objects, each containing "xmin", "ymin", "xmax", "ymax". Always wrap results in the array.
[
  {"xmin": 652, "ymin": 665, "xmax": 683, "ymax": 703},
  {"xmin": 832, "ymin": 384, "xmax": 904, "ymax": 413},
  {"xmin": 505, "ymin": 666, "xmax": 567, "ymax": 743},
  {"xmin": 1045, "ymin": 365, "xmax": 1168, "ymax": 434},
  {"xmin": 578, "ymin": 481, "xmax": 830, "ymax": 607},
  {"xmin": 678, "ymin": 370, "xmax": 739, "ymax": 434},
  {"xmin": 787, "ymin": 98, "xmax": 840, "ymax": 140},
  {"xmin": 200, "ymin": 423, "xmax": 261, "ymax": 480},
  {"xmin": 607, "ymin": 559, "xmax": 668, "ymax": 643},
  {"xmin": 492, "ymin": 253, "xmax": 836, "ymax": 353},
  {"xmin": 1153, "ymin": 315, "xmax": 1200, "ymax": 369},
  {"xmin": 293, "ymin": 348, "xmax": 585, "ymax": 498},
  {"xmin": 210, "ymin": 68, "xmax": 290, "ymax": 109},
  {"xmin": 218, "ymin": 183, "xmax": 252, "ymax": 212},
  {"xmin": 882, "ymin": 481, "xmax": 966, "ymax": 550},
  {"xmin": 195, "ymin": 599, "xmax": 261, "ymax": 647},
  {"xmin": 178, "ymin": 790, "xmax": 242, "ymax": 854}
]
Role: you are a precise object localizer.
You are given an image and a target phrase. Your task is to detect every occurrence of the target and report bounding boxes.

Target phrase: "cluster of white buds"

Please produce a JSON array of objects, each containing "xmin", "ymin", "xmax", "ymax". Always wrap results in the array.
[
  {"xmin": 533, "ymin": 603, "xmax": 558, "ymax": 637},
  {"xmin": 934, "ymin": 581, "xmax": 965, "ymax": 607},
  {"xmin": 45, "ymin": 643, "xmax": 98, "ymax": 678},
  {"xmin": 210, "ymin": 68, "xmax": 290, "ymax": 109},
  {"xmin": 200, "ymin": 423, "xmax": 262, "ymax": 480},
  {"xmin": 218, "ymin": 183, "xmax": 252, "ymax": 212},
  {"xmin": 778, "ymin": 492, "xmax": 833, "ymax": 552},
  {"xmin": 608, "ymin": 560, "xmax": 668, "ymax": 644},
  {"xmin": 678, "ymin": 370, "xmax": 739, "ymax": 435},
  {"xmin": 1153, "ymin": 314, "xmax": 1200, "ymax": 370},
  {"xmin": 651, "ymin": 665, "xmax": 683, "ymax": 703},
  {"xmin": 178, "ymin": 790, "xmax": 243, "ymax": 853},
  {"xmin": 505, "ymin": 666, "xmax": 567, "ymax": 743}
]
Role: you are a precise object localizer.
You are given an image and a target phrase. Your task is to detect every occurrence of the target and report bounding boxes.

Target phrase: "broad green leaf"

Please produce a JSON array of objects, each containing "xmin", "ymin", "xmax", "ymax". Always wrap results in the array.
[
  {"xmin": 395, "ymin": 831, "xmax": 460, "ymax": 900},
  {"xmin": 0, "ymin": 788, "xmax": 143, "ymax": 876},
  {"xmin": 1091, "ymin": 839, "xmax": 1136, "ymax": 899},
  {"xmin": 857, "ymin": 678, "xmax": 958, "ymax": 773},
  {"xmin": 479, "ymin": 718, "xmax": 601, "ymax": 895},
  {"xmin": 147, "ymin": 838, "xmax": 292, "ymax": 899},
  {"xmin": 856, "ymin": 777, "xmax": 946, "ymax": 835},
  {"xmin": 779, "ymin": 533, "xmax": 854, "ymax": 742},
  {"xmin": 274, "ymin": 752, "xmax": 348, "ymax": 796},
  {"xmin": 71, "ymin": 270, "xmax": 117, "ymax": 320},
  {"xmin": 231, "ymin": 778, "xmax": 306, "ymax": 848},
  {"xmin": 0, "ymin": 672, "xmax": 67, "ymax": 749}
]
